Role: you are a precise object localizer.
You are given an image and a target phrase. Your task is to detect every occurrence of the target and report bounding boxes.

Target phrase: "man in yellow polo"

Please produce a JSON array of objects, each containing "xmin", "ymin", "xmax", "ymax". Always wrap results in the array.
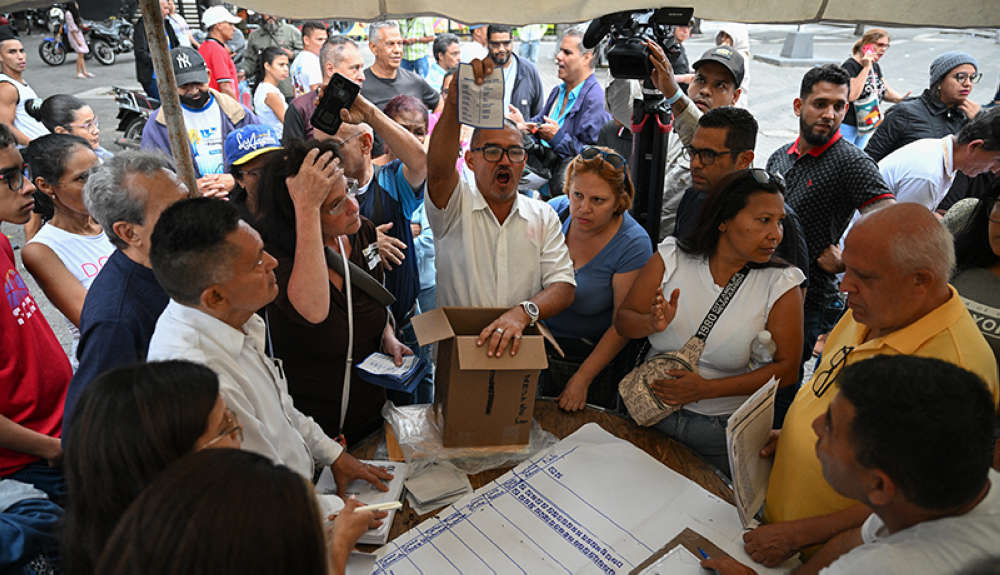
[{"xmin": 743, "ymin": 203, "xmax": 999, "ymax": 574}]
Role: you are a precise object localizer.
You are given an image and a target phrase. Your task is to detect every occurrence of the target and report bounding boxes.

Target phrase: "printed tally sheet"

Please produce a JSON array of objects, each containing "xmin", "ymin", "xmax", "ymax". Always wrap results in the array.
[{"xmin": 373, "ymin": 423, "xmax": 793, "ymax": 574}]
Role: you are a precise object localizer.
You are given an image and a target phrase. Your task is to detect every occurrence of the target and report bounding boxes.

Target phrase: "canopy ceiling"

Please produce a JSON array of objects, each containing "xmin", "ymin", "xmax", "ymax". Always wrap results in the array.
[{"xmin": 28, "ymin": 0, "xmax": 1000, "ymax": 29}]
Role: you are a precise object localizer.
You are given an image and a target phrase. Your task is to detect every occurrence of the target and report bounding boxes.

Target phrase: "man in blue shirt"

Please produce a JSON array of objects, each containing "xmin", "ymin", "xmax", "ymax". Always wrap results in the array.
[
  {"xmin": 509, "ymin": 27, "xmax": 611, "ymax": 193},
  {"xmin": 65, "ymin": 152, "xmax": 189, "ymax": 436}
]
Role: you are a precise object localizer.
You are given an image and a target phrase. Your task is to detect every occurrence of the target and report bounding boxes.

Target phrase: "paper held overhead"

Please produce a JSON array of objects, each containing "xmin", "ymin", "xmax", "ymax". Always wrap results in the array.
[{"xmin": 71, "ymin": 0, "xmax": 1000, "ymax": 28}]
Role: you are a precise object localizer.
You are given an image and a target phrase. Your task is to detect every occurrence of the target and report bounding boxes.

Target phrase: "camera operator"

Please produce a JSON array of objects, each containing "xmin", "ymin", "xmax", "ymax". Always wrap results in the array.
[{"xmin": 606, "ymin": 42, "xmax": 744, "ymax": 240}]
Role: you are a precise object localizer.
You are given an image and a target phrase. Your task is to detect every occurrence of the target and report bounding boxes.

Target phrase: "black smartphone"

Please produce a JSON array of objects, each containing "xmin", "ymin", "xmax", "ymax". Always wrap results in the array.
[{"xmin": 310, "ymin": 73, "xmax": 361, "ymax": 135}]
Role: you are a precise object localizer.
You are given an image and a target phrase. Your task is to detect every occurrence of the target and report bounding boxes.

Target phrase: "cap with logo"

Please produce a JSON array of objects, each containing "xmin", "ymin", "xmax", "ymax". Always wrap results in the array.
[
  {"xmin": 171, "ymin": 46, "xmax": 209, "ymax": 86},
  {"xmin": 225, "ymin": 125, "xmax": 282, "ymax": 167},
  {"xmin": 692, "ymin": 45, "xmax": 745, "ymax": 89},
  {"xmin": 202, "ymin": 6, "xmax": 242, "ymax": 29}
]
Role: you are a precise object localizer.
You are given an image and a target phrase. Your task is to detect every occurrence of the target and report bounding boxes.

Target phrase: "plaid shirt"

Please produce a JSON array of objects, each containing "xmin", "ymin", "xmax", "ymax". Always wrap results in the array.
[{"xmin": 401, "ymin": 18, "xmax": 434, "ymax": 60}]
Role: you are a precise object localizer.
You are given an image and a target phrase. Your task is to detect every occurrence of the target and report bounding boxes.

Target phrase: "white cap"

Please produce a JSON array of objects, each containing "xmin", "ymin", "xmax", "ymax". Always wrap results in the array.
[
  {"xmin": 202, "ymin": 6, "xmax": 241, "ymax": 29},
  {"xmin": 758, "ymin": 330, "xmax": 772, "ymax": 343}
]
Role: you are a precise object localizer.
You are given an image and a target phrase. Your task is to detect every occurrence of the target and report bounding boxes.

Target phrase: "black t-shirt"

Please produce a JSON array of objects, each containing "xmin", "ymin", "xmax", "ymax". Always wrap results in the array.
[
  {"xmin": 767, "ymin": 135, "xmax": 892, "ymax": 310},
  {"xmin": 361, "ymin": 67, "xmax": 441, "ymax": 111},
  {"xmin": 672, "ymin": 44, "xmax": 690, "ymax": 95},
  {"xmin": 841, "ymin": 58, "xmax": 885, "ymax": 127}
]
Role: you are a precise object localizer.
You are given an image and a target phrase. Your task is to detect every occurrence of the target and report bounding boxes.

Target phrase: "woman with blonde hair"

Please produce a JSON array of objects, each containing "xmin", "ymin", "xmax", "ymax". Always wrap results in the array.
[{"xmin": 840, "ymin": 28, "xmax": 910, "ymax": 147}]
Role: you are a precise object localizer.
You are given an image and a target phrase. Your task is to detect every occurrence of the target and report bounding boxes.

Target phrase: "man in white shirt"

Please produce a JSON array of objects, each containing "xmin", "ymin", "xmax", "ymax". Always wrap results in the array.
[
  {"xmin": 290, "ymin": 21, "xmax": 328, "ymax": 97},
  {"xmin": 427, "ymin": 58, "xmax": 575, "ymax": 358},
  {"xmin": 0, "ymin": 28, "xmax": 47, "ymax": 145},
  {"xmin": 460, "ymin": 25, "xmax": 488, "ymax": 63},
  {"xmin": 704, "ymin": 356, "xmax": 1000, "ymax": 575},
  {"xmin": 147, "ymin": 197, "xmax": 389, "ymax": 496},
  {"xmin": 879, "ymin": 107, "xmax": 1000, "ymax": 211}
]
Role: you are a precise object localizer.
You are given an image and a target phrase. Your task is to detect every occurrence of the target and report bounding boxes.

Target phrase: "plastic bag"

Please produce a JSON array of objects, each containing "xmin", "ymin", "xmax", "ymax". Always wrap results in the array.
[{"xmin": 381, "ymin": 401, "xmax": 558, "ymax": 476}]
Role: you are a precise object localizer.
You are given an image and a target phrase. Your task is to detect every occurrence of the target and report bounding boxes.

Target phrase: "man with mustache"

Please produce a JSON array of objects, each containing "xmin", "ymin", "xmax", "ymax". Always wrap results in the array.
[
  {"xmin": 486, "ymin": 24, "xmax": 543, "ymax": 121},
  {"xmin": 765, "ymin": 64, "xmax": 893, "ymax": 412},
  {"xmin": 427, "ymin": 58, "xmax": 575, "ymax": 358},
  {"xmin": 606, "ymin": 44, "xmax": 745, "ymax": 240}
]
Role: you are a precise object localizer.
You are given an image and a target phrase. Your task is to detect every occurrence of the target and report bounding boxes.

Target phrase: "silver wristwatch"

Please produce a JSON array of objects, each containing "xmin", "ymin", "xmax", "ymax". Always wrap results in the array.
[{"xmin": 520, "ymin": 301, "xmax": 539, "ymax": 327}]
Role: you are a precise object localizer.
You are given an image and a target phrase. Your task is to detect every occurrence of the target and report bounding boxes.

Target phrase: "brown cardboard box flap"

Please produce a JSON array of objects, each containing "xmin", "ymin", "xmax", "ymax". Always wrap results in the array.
[
  {"xmin": 455, "ymin": 336, "xmax": 549, "ymax": 370},
  {"xmin": 412, "ymin": 306, "xmax": 564, "ymax": 357}
]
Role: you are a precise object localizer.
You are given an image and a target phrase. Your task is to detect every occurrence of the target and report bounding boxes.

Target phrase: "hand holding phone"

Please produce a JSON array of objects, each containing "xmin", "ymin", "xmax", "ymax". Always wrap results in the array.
[
  {"xmin": 311, "ymin": 73, "xmax": 361, "ymax": 135},
  {"xmin": 862, "ymin": 44, "xmax": 876, "ymax": 56}
]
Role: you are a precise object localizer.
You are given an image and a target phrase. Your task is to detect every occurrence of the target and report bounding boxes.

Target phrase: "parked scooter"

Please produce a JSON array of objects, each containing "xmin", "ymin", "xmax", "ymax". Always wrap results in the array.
[
  {"xmin": 113, "ymin": 86, "xmax": 158, "ymax": 150},
  {"xmin": 87, "ymin": 17, "xmax": 133, "ymax": 65}
]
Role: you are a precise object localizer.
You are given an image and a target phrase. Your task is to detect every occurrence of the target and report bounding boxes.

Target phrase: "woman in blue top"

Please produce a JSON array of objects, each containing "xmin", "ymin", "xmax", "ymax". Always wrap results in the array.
[{"xmin": 542, "ymin": 146, "xmax": 652, "ymax": 411}]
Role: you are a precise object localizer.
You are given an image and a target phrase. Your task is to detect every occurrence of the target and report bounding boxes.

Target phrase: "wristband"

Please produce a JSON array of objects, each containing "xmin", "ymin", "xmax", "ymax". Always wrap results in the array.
[{"xmin": 665, "ymin": 90, "xmax": 684, "ymax": 106}]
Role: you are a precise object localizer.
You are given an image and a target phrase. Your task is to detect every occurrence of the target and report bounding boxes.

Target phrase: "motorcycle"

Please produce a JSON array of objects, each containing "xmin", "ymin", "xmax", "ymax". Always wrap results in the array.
[
  {"xmin": 87, "ymin": 17, "xmax": 133, "ymax": 65},
  {"xmin": 113, "ymin": 86, "xmax": 158, "ymax": 150}
]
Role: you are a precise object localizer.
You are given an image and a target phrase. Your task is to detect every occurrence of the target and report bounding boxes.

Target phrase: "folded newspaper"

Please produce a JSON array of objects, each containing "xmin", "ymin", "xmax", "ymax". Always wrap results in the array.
[{"xmin": 726, "ymin": 377, "xmax": 779, "ymax": 527}]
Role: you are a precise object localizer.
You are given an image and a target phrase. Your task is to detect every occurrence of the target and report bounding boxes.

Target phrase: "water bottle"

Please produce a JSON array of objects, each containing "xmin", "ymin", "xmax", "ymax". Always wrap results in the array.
[{"xmin": 749, "ymin": 330, "xmax": 777, "ymax": 371}]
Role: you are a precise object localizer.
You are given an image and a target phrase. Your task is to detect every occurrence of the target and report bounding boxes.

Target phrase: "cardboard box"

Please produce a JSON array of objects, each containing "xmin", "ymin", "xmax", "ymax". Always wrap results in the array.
[{"xmin": 411, "ymin": 307, "xmax": 559, "ymax": 448}]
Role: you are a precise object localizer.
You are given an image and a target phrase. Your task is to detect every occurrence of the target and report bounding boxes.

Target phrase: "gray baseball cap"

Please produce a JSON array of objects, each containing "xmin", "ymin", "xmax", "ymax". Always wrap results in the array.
[
  {"xmin": 692, "ymin": 45, "xmax": 745, "ymax": 89},
  {"xmin": 171, "ymin": 46, "xmax": 209, "ymax": 86}
]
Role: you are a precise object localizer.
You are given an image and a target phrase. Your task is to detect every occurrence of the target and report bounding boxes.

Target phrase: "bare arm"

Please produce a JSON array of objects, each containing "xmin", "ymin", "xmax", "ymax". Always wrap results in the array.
[
  {"xmin": 847, "ymin": 56, "xmax": 872, "ymax": 101},
  {"xmin": 477, "ymin": 282, "xmax": 576, "ymax": 358},
  {"xmin": 743, "ymin": 505, "xmax": 872, "ymax": 567},
  {"xmin": 21, "ymin": 243, "xmax": 88, "ymax": 327},
  {"xmin": 345, "ymin": 95, "xmax": 426, "ymax": 189},
  {"xmin": 882, "ymin": 84, "xmax": 910, "ymax": 104},
  {"xmin": 556, "ymin": 270, "xmax": 639, "ymax": 411},
  {"xmin": 427, "ymin": 59, "xmax": 495, "ymax": 208},
  {"xmin": 644, "ymin": 40, "xmax": 693, "ymax": 118},
  {"xmin": 0, "ymin": 84, "xmax": 31, "ymax": 146},
  {"xmin": 217, "ymin": 81, "xmax": 239, "ymax": 102},
  {"xmin": 285, "ymin": 149, "xmax": 341, "ymax": 323},
  {"xmin": 0, "ymin": 415, "xmax": 62, "ymax": 465},
  {"xmin": 616, "ymin": 252, "xmax": 674, "ymax": 339},
  {"xmin": 265, "ymin": 91, "xmax": 286, "ymax": 123}
]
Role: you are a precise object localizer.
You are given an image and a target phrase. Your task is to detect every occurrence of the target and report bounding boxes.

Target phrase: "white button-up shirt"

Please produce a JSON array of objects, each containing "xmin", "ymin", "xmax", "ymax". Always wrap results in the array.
[
  {"xmin": 427, "ymin": 178, "xmax": 575, "ymax": 308},
  {"xmin": 148, "ymin": 301, "xmax": 342, "ymax": 480}
]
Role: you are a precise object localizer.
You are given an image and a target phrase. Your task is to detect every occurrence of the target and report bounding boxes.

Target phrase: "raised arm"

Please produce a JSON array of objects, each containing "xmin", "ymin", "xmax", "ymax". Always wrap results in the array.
[
  {"xmin": 285, "ymin": 149, "xmax": 340, "ymax": 323},
  {"xmin": 343, "ymin": 95, "xmax": 426, "ymax": 189}
]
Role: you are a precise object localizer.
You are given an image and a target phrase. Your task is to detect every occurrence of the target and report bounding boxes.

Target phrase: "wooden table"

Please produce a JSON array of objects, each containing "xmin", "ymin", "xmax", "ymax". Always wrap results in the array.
[{"xmin": 351, "ymin": 398, "xmax": 734, "ymax": 550}]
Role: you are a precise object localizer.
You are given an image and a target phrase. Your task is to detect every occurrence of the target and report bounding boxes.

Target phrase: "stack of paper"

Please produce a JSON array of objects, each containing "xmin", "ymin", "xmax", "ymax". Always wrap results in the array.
[
  {"xmin": 315, "ymin": 461, "xmax": 408, "ymax": 545},
  {"xmin": 404, "ymin": 462, "xmax": 473, "ymax": 514},
  {"xmin": 357, "ymin": 353, "xmax": 431, "ymax": 393}
]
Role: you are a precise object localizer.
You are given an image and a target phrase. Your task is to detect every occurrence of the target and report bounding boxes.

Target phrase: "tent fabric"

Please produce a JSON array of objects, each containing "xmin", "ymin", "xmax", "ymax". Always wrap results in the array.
[{"xmin": 56, "ymin": 0, "xmax": 1000, "ymax": 29}]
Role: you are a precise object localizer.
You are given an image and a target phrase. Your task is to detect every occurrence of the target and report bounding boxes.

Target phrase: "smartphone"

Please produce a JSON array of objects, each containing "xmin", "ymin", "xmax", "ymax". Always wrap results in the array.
[
  {"xmin": 311, "ymin": 73, "xmax": 361, "ymax": 135},
  {"xmin": 862, "ymin": 44, "xmax": 876, "ymax": 56}
]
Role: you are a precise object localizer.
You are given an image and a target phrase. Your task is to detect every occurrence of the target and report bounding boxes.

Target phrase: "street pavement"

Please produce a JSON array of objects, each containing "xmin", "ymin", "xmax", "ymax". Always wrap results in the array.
[{"xmin": 4, "ymin": 21, "xmax": 1000, "ymax": 351}]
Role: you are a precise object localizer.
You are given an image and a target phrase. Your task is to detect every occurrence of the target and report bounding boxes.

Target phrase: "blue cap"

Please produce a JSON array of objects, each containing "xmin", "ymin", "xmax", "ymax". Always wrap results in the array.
[
  {"xmin": 469, "ymin": 24, "xmax": 486, "ymax": 29},
  {"xmin": 225, "ymin": 125, "xmax": 282, "ymax": 167}
]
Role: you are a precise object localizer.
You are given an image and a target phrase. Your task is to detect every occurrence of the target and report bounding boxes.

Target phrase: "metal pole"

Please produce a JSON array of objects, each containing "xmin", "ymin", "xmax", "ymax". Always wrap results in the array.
[{"xmin": 139, "ymin": 0, "xmax": 199, "ymax": 197}]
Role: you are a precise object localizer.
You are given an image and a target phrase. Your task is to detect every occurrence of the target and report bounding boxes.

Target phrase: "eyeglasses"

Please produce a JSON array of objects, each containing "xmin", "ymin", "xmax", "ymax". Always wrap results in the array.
[
  {"xmin": 812, "ymin": 345, "xmax": 854, "ymax": 398},
  {"xmin": 324, "ymin": 178, "xmax": 359, "ymax": 217},
  {"xmin": 0, "ymin": 164, "xmax": 28, "ymax": 192},
  {"xmin": 488, "ymin": 40, "xmax": 512, "ymax": 48},
  {"xmin": 749, "ymin": 168, "xmax": 785, "ymax": 189},
  {"xmin": 580, "ymin": 146, "xmax": 628, "ymax": 170},
  {"xmin": 332, "ymin": 131, "xmax": 363, "ymax": 146},
  {"xmin": 682, "ymin": 145, "xmax": 748, "ymax": 166},
  {"xmin": 68, "ymin": 115, "xmax": 99, "ymax": 134},
  {"xmin": 471, "ymin": 145, "xmax": 527, "ymax": 164},
  {"xmin": 987, "ymin": 199, "xmax": 1000, "ymax": 224},
  {"xmin": 201, "ymin": 407, "xmax": 243, "ymax": 447},
  {"xmin": 952, "ymin": 71, "xmax": 983, "ymax": 85},
  {"xmin": 235, "ymin": 167, "xmax": 264, "ymax": 180}
]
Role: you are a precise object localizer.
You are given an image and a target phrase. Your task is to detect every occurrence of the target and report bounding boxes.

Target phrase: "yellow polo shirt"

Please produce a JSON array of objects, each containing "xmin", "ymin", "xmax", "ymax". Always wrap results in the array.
[{"xmin": 764, "ymin": 286, "xmax": 999, "ymax": 533}]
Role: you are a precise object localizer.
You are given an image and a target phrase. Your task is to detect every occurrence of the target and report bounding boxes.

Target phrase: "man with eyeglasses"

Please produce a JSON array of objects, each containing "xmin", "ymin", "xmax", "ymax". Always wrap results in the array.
[
  {"xmin": 315, "ymin": 92, "xmax": 429, "ymax": 402},
  {"xmin": 0, "ymin": 27, "xmax": 48, "ymax": 146},
  {"xmin": 742, "ymin": 204, "xmax": 998, "ymax": 574},
  {"xmin": 141, "ymin": 47, "xmax": 260, "ymax": 200},
  {"xmin": 878, "ymin": 108, "xmax": 1000, "ymax": 211},
  {"xmin": 607, "ymin": 43, "xmax": 745, "ymax": 240},
  {"xmin": 147, "ymin": 198, "xmax": 391, "ymax": 496},
  {"xmin": 0, "ymin": 124, "xmax": 71, "ymax": 509},
  {"xmin": 427, "ymin": 59, "xmax": 574, "ymax": 358},
  {"xmin": 486, "ymin": 25, "xmax": 543, "ymax": 121}
]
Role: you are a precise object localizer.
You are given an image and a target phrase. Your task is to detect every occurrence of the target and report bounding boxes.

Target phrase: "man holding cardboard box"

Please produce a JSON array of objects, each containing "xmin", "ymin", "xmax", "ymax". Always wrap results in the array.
[{"xmin": 427, "ymin": 58, "xmax": 575, "ymax": 359}]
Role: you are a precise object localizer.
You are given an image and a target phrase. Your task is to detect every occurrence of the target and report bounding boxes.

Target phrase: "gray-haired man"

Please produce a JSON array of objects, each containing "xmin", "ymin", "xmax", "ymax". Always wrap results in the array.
[
  {"xmin": 63, "ymin": 151, "xmax": 189, "ymax": 434},
  {"xmin": 361, "ymin": 20, "xmax": 441, "ymax": 112}
]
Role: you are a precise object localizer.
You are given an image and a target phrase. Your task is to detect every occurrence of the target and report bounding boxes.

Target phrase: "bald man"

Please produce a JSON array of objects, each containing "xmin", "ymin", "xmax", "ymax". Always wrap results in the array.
[{"xmin": 743, "ymin": 203, "xmax": 999, "ymax": 574}]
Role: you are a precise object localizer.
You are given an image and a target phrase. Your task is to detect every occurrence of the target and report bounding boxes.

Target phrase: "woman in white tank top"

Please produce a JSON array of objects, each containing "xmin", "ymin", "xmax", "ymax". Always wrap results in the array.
[
  {"xmin": 253, "ymin": 46, "xmax": 289, "ymax": 132},
  {"xmin": 22, "ymin": 134, "xmax": 113, "ymax": 368}
]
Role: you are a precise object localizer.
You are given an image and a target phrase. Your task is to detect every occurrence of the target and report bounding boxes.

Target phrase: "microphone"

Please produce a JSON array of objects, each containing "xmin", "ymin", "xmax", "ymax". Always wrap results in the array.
[{"xmin": 582, "ymin": 18, "xmax": 608, "ymax": 50}]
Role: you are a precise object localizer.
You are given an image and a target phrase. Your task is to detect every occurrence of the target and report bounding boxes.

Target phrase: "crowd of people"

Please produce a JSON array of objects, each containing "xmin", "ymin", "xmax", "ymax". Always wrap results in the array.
[{"xmin": 0, "ymin": 9, "xmax": 999, "ymax": 575}]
